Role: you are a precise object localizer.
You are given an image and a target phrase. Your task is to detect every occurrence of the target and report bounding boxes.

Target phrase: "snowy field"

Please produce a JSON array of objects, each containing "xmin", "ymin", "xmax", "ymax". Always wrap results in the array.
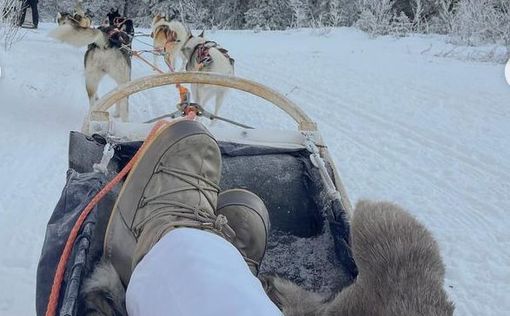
[{"xmin": 1, "ymin": 23, "xmax": 509, "ymax": 315}]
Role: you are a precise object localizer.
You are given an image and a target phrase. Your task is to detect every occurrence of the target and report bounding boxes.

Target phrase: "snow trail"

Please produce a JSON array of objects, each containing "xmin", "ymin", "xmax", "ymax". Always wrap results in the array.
[{"xmin": 0, "ymin": 25, "xmax": 509, "ymax": 316}]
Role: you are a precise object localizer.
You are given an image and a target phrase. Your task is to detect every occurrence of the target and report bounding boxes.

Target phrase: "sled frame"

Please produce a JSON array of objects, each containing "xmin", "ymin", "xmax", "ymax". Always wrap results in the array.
[{"xmin": 86, "ymin": 72, "xmax": 352, "ymax": 214}]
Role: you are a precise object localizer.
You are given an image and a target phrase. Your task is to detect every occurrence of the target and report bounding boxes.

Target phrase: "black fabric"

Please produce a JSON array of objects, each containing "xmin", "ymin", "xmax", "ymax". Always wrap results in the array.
[
  {"xmin": 36, "ymin": 171, "xmax": 106, "ymax": 316},
  {"xmin": 36, "ymin": 170, "xmax": 118, "ymax": 316},
  {"xmin": 69, "ymin": 132, "xmax": 323, "ymax": 237},
  {"xmin": 36, "ymin": 131, "xmax": 357, "ymax": 316}
]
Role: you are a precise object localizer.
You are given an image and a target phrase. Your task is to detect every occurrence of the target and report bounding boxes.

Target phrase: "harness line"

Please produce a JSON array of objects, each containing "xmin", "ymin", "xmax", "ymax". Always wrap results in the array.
[
  {"xmin": 122, "ymin": 30, "xmax": 190, "ymax": 104},
  {"xmin": 45, "ymin": 120, "xmax": 172, "ymax": 316}
]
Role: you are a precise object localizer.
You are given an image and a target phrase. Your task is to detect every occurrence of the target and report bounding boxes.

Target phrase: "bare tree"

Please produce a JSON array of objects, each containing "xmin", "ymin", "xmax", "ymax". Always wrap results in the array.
[
  {"xmin": 435, "ymin": 0, "xmax": 457, "ymax": 33},
  {"xmin": 289, "ymin": 0, "xmax": 309, "ymax": 28},
  {"xmin": 451, "ymin": 0, "xmax": 506, "ymax": 45},
  {"xmin": 411, "ymin": 0, "xmax": 424, "ymax": 31},
  {"xmin": 355, "ymin": 0, "xmax": 394, "ymax": 35},
  {"xmin": 1, "ymin": 0, "xmax": 23, "ymax": 48}
]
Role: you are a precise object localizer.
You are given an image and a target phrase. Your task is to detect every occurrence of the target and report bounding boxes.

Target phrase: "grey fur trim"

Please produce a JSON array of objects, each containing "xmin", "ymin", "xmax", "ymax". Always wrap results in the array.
[
  {"xmin": 262, "ymin": 200, "xmax": 455, "ymax": 316},
  {"xmin": 79, "ymin": 260, "xmax": 127, "ymax": 316}
]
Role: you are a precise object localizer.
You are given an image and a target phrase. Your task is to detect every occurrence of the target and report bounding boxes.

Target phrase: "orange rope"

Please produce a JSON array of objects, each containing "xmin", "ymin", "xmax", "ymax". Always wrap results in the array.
[
  {"xmin": 131, "ymin": 30, "xmax": 190, "ymax": 104},
  {"xmin": 131, "ymin": 50, "xmax": 189, "ymax": 105},
  {"xmin": 132, "ymin": 51, "xmax": 165, "ymax": 74},
  {"xmin": 45, "ymin": 120, "xmax": 169, "ymax": 316}
]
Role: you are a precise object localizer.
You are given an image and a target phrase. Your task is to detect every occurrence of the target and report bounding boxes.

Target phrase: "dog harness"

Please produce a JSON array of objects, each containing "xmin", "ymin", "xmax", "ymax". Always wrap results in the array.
[
  {"xmin": 104, "ymin": 27, "xmax": 132, "ymax": 48},
  {"xmin": 189, "ymin": 41, "xmax": 235, "ymax": 70},
  {"xmin": 113, "ymin": 17, "xmax": 127, "ymax": 30}
]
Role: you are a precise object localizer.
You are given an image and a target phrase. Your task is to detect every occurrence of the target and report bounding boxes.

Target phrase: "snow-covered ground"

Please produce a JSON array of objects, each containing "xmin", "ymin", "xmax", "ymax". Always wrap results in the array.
[{"xmin": 1, "ymin": 24, "xmax": 509, "ymax": 316}]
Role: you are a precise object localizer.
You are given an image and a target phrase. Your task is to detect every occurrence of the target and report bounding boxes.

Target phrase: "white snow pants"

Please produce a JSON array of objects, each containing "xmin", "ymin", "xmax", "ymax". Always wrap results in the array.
[{"xmin": 126, "ymin": 228, "xmax": 282, "ymax": 316}]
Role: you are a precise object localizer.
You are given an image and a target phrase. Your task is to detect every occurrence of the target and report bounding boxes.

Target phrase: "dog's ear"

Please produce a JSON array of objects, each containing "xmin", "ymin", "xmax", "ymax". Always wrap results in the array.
[{"xmin": 198, "ymin": 30, "xmax": 205, "ymax": 38}]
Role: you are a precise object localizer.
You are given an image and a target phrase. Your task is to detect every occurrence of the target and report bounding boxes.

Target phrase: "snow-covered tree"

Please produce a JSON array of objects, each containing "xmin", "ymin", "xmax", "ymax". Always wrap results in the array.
[
  {"xmin": 391, "ymin": 11, "xmax": 412, "ymax": 36},
  {"xmin": 211, "ymin": 0, "xmax": 251, "ymax": 29},
  {"xmin": 433, "ymin": 0, "xmax": 458, "ymax": 33},
  {"xmin": 451, "ymin": 0, "xmax": 509, "ymax": 46},
  {"xmin": 39, "ymin": 0, "xmax": 128, "ymax": 24},
  {"xmin": 244, "ymin": 0, "xmax": 293, "ymax": 30},
  {"xmin": 355, "ymin": 0, "xmax": 394, "ymax": 35},
  {"xmin": 327, "ymin": 0, "xmax": 347, "ymax": 26},
  {"xmin": 0, "ymin": 0, "xmax": 22, "ymax": 48},
  {"xmin": 289, "ymin": 0, "xmax": 310, "ymax": 28},
  {"xmin": 316, "ymin": 0, "xmax": 355, "ymax": 27},
  {"xmin": 411, "ymin": 0, "xmax": 424, "ymax": 30}
]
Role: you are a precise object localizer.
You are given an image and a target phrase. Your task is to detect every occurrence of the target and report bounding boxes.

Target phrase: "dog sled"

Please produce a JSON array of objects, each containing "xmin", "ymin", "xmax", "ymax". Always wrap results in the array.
[{"xmin": 36, "ymin": 72, "xmax": 358, "ymax": 316}]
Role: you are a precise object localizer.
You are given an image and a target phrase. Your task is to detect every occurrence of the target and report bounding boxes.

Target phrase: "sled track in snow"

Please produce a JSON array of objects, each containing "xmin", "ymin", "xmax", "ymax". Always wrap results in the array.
[
  {"xmin": 236, "ymin": 59, "xmax": 510, "ymax": 316},
  {"xmin": 238, "ymin": 61, "xmax": 510, "ymax": 183},
  {"xmin": 237, "ymin": 62, "xmax": 510, "ymax": 210},
  {"xmin": 237, "ymin": 61, "xmax": 507, "ymax": 233}
]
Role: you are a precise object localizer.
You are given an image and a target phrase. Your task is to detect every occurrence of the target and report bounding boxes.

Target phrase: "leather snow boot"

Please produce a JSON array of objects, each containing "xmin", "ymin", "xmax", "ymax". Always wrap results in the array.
[
  {"xmin": 104, "ymin": 120, "xmax": 234, "ymax": 286},
  {"xmin": 216, "ymin": 189, "xmax": 270, "ymax": 276}
]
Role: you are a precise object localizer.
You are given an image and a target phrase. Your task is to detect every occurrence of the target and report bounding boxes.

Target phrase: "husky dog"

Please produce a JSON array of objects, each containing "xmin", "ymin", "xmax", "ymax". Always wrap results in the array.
[
  {"xmin": 56, "ymin": 10, "xmax": 91, "ymax": 28},
  {"xmin": 104, "ymin": 8, "xmax": 135, "ymax": 38},
  {"xmin": 78, "ymin": 260, "xmax": 127, "ymax": 316},
  {"xmin": 51, "ymin": 13, "xmax": 132, "ymax": 121},
  {"xmin": 181, "ymin": 31, "xmax": 235, "ymax": 120},
  {"xmin": 110, "ymin": 17, "xmax": 134, "ymax": 40},
  {"xmin": 73, "ymin": 0, "xmax": 92, "ymax": 28},
  {"xmin": 261, "ymin": 200, "xmax": 455, "ymax": 316},
  {"xmin": 151, "ymin": 14, "xmax": 190, "ymax": 70}
]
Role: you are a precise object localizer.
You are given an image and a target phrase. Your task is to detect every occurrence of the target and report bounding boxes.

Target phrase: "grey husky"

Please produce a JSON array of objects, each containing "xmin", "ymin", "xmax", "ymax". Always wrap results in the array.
[
  {"xmin": 50, "ymin": 13, "xmax": 132, "ymax": 121},
  {"xmin": 261, "ymin": 200, "xmax": 455, "ymax": 316}
]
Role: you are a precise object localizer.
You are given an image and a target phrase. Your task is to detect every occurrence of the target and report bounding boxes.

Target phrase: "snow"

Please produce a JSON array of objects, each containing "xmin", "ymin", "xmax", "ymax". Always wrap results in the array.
[
  {"xmin": 506, "ymin": 58, "xmax": 510, "ymax": 86},
  {"xmin": 1, "ymin": 24, "xmax": 510, "ymax": 315}
]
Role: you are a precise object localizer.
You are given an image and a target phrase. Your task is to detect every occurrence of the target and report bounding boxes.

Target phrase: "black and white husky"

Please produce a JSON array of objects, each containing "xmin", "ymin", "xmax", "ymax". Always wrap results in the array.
[
  {"xmin": 181, "ymin": 31, "xmax": 235, "ymax": 121},
  {"xmin": 50, "ymin": 13, "xmax": 133, "ymax": 121},
  {"xmin": 261, "ymin": 200, "xmax": 455, "ymax": 316}
]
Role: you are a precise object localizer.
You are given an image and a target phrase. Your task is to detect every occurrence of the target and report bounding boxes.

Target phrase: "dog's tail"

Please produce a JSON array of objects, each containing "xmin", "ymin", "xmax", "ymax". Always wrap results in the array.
[
  {"xmin": 49, "ymin": 24, "xmax": 106, "ymax": 48},
  {"xmin": 79, "ymin": 259, "xmax": 127, "ymax": 316}
]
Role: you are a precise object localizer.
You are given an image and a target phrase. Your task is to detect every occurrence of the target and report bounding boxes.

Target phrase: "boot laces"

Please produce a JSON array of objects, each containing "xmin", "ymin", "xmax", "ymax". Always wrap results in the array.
[{"xmin": 132, "ymin": 166, "xmax": 235, "ymax": 240}]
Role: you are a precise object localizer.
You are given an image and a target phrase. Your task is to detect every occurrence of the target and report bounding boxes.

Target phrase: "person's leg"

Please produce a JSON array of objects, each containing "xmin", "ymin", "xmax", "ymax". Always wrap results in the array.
[
  {"xmin": 30, "ymin": 0, "xmax": 38, "ymax": 28},
  {"xmin": 127, "ymin": 228, "xmax": 281, "ymax": 316},
  {"xmin": 17, "ymin": 1, "xmax": 28, "ymax": 26},
  {"xmin": 104, "ymin": 120, "xmax": 279, "ymax": 314}
]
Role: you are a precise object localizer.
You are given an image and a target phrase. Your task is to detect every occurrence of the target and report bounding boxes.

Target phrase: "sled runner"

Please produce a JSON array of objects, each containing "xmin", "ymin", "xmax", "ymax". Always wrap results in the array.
[{"xmin": 36, "ymin": 72, "xmax": 357, "ymax": 316}]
